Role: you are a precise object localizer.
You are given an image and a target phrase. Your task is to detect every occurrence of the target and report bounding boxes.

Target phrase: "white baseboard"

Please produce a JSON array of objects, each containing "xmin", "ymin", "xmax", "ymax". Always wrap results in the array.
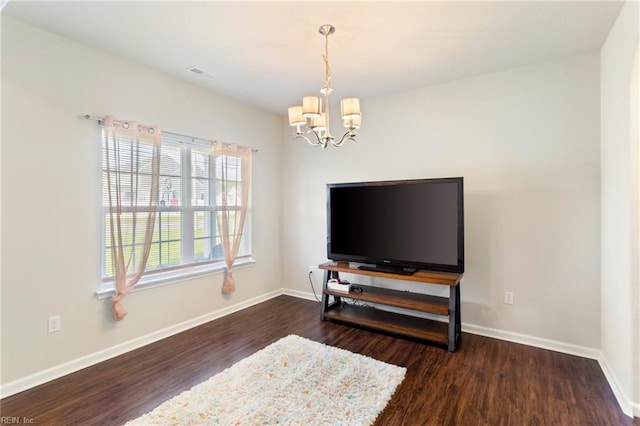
[
  {"xmin": 463, "ymin": 323, "xmax": 637, "ymax": 418},
  {"xmin": 596, "ymin": 353, "xmax": 636, "ymax": 418},
  {"xmin": 3, "ymin": 289, "xmax": 638, "ymax": 420},
  {"xmin": 293, "ymin": 290, "xmax": 638, "ymax": 418},
  {"xmin": 282, "ymin": 288, "xmax": 321, "ymax": 302},
  {"xmin": 0, "ymin": 289, "xmax": 284, "ymax": 399},
  {"xmin": 461, "ymin": 323, "xmax": 601, "ymax": 360}
]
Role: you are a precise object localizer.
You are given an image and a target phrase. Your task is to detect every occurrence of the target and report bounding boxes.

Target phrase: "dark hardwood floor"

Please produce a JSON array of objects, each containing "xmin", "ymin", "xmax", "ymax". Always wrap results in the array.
[{"xmin": 1, "ymin": 295, "xmax": 637, "ymax": 425}]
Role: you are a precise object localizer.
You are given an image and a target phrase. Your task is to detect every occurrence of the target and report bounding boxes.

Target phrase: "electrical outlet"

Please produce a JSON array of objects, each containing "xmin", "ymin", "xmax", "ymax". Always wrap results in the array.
[
  {"xmin": 308, "ymin": 265, "xmax": 314, "ymax": 274},
  {"xmin": 48, "ymin": 316, "xmax": 61, "ymax": 333},
  {"xmin": 504, "ymin": 291, "xmax": 514, "ymax": 305}
]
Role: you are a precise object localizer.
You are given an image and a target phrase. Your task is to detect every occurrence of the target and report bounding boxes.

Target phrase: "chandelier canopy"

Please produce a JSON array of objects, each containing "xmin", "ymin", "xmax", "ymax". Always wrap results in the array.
[{"xmin": 287, "ymin": 24, "xmax": 362, "ymax": 148}]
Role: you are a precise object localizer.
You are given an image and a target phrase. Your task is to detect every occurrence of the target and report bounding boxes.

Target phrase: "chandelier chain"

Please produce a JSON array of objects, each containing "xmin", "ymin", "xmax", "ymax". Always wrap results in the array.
[{"xmin": 323, "ymin": 33, "xmax": 332, "ymax": 90}]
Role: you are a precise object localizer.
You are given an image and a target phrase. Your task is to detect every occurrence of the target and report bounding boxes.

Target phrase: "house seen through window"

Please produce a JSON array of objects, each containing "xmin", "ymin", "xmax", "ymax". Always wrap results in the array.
[{"xmin": 101, "ymin": 136, "xmax": 251, "ymax": 286}]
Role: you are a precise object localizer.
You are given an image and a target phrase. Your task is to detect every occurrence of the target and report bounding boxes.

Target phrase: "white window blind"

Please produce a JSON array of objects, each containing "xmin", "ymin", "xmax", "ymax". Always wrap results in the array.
[{"xmin": 101, "ymin": 134, "xmax": 252, "ymax": 292}]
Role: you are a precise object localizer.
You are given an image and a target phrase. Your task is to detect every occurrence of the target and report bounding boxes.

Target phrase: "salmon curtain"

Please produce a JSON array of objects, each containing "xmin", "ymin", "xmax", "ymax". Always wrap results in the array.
[
  {"xmin": 103, "ymin": 116, "xmax": 161, "ymax": 320},
  {"xmin": 211, "ymin": 142, "xmax": 252, "ymax": 293}
]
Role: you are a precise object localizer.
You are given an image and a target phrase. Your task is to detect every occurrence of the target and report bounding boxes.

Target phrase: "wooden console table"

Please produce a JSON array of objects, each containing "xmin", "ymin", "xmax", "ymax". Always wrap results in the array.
[{"xmin": 319, "ymin": 261, "xmax": 463, "ymax": 352}]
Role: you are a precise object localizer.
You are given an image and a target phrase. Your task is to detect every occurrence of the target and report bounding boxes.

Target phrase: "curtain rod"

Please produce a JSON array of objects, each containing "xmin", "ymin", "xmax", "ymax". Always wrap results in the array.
[{"xmin": 83, "ymin": 114, "xmax": 258, "ymax": 152}]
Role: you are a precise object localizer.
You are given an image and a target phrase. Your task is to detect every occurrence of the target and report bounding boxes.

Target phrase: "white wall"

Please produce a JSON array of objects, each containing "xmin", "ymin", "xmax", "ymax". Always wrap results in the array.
[
  {"xmin": 1, "ymin": 17, "xmax": 283, "ymax": 386},
  {"xmin": 282, "ymin": 53, "xmax": 601, "ymax": 350},
  {"xmin": 3, "ymin": 6, "xmax": 636, "ymax": 415},
  {"xmin": 600, "ymin": 0, "xmax": 640, "ymax": 416}
]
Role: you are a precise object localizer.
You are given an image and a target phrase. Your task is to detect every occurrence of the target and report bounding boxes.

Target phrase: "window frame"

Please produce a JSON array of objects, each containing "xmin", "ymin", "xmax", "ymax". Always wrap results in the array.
[{"xmin": 98, "ymin": 135, "xmax": 254, "ymax": 298}]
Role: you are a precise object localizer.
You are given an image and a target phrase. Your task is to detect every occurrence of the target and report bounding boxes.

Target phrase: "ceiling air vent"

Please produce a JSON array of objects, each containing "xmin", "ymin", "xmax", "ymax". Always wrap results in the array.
[{"xmin": 187, "ymin": 66, "xmax": 214, "ymax": 79}]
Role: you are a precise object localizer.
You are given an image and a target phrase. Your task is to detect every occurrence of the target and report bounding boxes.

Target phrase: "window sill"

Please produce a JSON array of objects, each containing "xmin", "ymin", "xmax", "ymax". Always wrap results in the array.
[{"xmin": 95, "ymin": 258, "xmax": 256, "ymax": 300}]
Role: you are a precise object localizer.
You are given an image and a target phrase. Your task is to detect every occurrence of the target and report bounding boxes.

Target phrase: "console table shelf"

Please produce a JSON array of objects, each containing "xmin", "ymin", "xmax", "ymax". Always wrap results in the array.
[
  {"xmin": 324, "ymin": 286, "xmax": 449, "ymax": 316},
  {"xmin": 323, "ymin": 304, "xmax": 449, "ymax": 344},
  {"xmin": 319, "ymin": 261, "xmax": 463, "ymax": 351}
]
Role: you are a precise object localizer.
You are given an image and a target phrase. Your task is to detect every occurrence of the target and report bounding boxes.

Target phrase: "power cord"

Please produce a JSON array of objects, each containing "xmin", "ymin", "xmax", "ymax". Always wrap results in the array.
[
  {"xmin": 309, "ymin": 271, "xmax": 321, "ymax": 302},
  {"xmin": 308, "ymin": 272, "xmax": 366, "ymax": 306},
  {"xmin": 343, "ymin": 297, "xmax": 371, "ymax": 308}
]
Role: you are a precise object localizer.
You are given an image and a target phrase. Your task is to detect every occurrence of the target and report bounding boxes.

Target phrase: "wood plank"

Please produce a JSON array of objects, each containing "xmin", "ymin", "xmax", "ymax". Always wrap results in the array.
[
  {"xmin": 323, "ymin": 303, "xmax": 449, "ymax": 344},
  {"xmin": 325, "ymin": 285, "xmax": 449, "ymax": 316},
  {"xmin": 319, "ymin": 261, "xmax": 462, "ymax": 286},
  {"xmin": 1, "ymin": 296, "xmax": 636, "ymax": 426}
]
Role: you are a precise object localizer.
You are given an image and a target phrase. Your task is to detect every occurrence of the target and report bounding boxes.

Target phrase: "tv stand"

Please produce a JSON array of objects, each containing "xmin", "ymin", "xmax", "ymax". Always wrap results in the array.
[
  {"xmin": 357, "ymin": 263, "xmax": 417, "ymax": 275},
  {"xmin": 319, "ymin": 261, "xmax": 462, "ymax": 351}
]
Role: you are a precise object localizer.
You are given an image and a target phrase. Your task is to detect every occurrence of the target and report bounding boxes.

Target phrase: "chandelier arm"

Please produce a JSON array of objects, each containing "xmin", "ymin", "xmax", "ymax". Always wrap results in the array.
[
  {"xmin": 294, "ymin": 132, "xmax": 321, "ymax": 147},
  {"xmin": 333, "ymin": 130, "xmax": 357, "ymax": 147},
  {"xmin": 307, "ymin": 129, "xmax": 331, "ymax": 148}
]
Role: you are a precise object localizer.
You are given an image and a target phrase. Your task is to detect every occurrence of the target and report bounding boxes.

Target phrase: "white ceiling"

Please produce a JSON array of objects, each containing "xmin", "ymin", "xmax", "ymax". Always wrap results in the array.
[{"xmin": 2, "ymin": 1, "xmax": 624, "ymax": 115}]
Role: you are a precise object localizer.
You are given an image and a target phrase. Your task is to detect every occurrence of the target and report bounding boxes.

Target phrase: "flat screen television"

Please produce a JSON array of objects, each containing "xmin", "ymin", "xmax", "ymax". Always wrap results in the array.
[{"xmin": 326, "ymin": 177, "xmax": 464, "ymax": 275}]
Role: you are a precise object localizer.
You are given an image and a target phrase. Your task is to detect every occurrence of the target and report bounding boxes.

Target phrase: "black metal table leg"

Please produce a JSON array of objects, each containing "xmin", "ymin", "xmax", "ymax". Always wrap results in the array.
[
  {"xmin": 448, "ymin": 284, "xmax": 460, "ymax": 352},
  {"xmin": 320, "ymin": 269, "xmax": 329, "ymax": 321}
]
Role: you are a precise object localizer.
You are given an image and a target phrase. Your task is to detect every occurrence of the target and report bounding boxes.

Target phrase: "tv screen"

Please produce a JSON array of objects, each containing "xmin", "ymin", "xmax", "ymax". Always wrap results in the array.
[{"xmin": 327, "ymin": 177, "xmax": 464, "ymax": 274}]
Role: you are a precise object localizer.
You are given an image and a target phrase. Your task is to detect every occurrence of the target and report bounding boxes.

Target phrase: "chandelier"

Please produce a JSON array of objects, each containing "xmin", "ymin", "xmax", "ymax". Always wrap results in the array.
[{"xmin": 287, "ymin": 24, "xmax": 362, "ymax": 148}]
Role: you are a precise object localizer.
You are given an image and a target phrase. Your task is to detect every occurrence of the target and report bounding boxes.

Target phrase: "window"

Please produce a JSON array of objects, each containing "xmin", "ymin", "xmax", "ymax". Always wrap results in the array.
[{"xmin": 101, "ymin": 135, "xmax": 252, "ymax": 293}]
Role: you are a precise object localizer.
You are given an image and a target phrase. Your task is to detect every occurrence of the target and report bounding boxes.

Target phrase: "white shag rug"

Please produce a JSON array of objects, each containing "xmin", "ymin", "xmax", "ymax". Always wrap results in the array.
[{"xmin": 125, "ymin": 334, "xmax": 406, "ymax": 425}]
